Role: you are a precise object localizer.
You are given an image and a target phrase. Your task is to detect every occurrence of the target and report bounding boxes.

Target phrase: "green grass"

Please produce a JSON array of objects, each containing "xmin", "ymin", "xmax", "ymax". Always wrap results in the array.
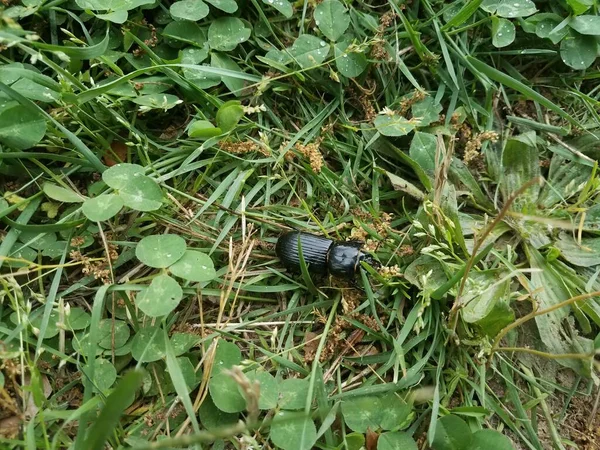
[{"xmin": 1, "ymin": 0, "xmax": 600, "ymax": 449}]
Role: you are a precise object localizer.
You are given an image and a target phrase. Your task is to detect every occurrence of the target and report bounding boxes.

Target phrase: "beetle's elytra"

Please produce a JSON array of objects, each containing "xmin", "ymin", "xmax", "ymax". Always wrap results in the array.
[{"xmin": 275, "ymin": 231, "xmax": 378, "ymax": 278}]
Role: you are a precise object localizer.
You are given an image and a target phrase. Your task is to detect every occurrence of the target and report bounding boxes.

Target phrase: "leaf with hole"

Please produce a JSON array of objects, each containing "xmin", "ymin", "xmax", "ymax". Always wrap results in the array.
[
  {"xmin": 290, "ymin": 35, "xmax": 330, "ymax": 69},
  {"xmin": 334, "ymin": 41, "xmax": 368, "ymax": 77},
  {"xmin": 0, "ymin": 104, "xmax": 46, "ymax": 150},
  {"xmin": 378, "ymin": 432, "xmax": 418, "ymax": 450},
  {"xmin": 560, "ymin": 32, "xmax": 598, "ymax": 69},
  {"xmin": 170, "ymin": 0, "xmax": 209, "ymax": 21},
  {"xmin": 119, "ymin": 175, "xmax": 163, "ymax": 211},
  {"xmin": 314, "ymin": 0, "xmax": 350, "ymax": 41},
  {"xmin": 261, "ymin": 0, "xmax": 292, "ymax": 18},
  {"xmin": 43, "ymin": 183, "xmax": 85, "ymax": 203},
  {"xmin": 136, "ymin": 274, "xmax": 183, "ymax": 317},
  {"xmin": 136, "ymin": 234, "xmax": 187, "ymax": 268},
  {"xmin": 492, "ymin": 17, "xmax": 515, "ymax": 47},
  {"xmin": 169, "ymin": 250, "xmax": 216, "ymax": 282},
  {"xmin": 131, "ymin": 326, "xmax": 166, "ymax": 362},
  {"xmin": 270, "ymin": 411, "xmax": 317, "ymax": 450},
  {"xmin": 208, "ymin": 17, "xmax": 251, "ymax": 51},
  {"xmin": 82, "ymin": 194, "xmax": 124, "ymax": 222}
]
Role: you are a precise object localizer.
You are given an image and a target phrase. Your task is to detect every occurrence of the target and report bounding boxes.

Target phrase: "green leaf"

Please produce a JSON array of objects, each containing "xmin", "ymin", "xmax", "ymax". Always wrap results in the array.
[
  {"xmin": 169, "ymin": 250, "xmax": 217, "ymax": 282},
  {"xmin": 374, "ymin": 114, "xmax": 415, "ymax": 137},
  {"xmin": 560, "ymin": 32, "xmax": 598, "ymax": 69},
  {"xmin": 28, "ymin": 310, "xmax": 59, "ymax": 339},
  {"xmin": 314, "ymin": 0, "xmax": 350, "ymax": 41},
  {"xmin": 409, "ymin": 132, "xmax": 437, "ymax": 175},
  {"xmin": 131, "ymin": 94, "xmax": 183, "ymax": 111},
  {"xmin": 538, "ymin": 156, "xmax": 592, "ymax": 207},
  {"xmin": 102, "ymin": 163, "xmax": 145, "ymax": 190},
  {"xmin": 261, "ymin": 0, "xmax": 292, "ymax": 18},
  {"xmin": 555, "ymin": 233, "xmax": 600, "ymax": 267},
  {"xmin": 136, "ymin": 234, "xmax": 187, "ymax": 268},
  {"xmin": 460, "ymin": 272, "xmax": 514, "ymax": 337},
  {"xmin": 378, "ymin": 432, "xmax": 418, "ymax": 450},
  {"xmin": 492, "ymin": 17, "xmax": 516, "ymax": 47},
  {"xmin": 431, "ymin": 415, "xmax": 472, "ymax": 450},
  {"xmin": 386, "ymin": 171, "xmax": 426, "ymax": 201},
  {"xmin": 246, "ymin": 369, "xmax": 278, "ymax": 410},
  {"xmin": 131, "ymin": 326, "xmax": 166, "ymax": 362},
  {"xmin": 165, "ymin": 357, "xmax": 197, "ymax": 392},
  {"xmin": 270, "ymin": 411, "xmax": 317, "ymax": 450},
  {"xmin": 18, "ymin": 230, "xmax": 57, "ymax": 250},
  {"xmin": 211, "ymin": 52, "xmax": 244, "ymax": 94},
  {"xmin": 188, "ymin": 120, "xmax": 222, "ymax": 139},
  {"xmin": 97, "ymin": 319, "xmax": 130, "ymax": 349},
  {"xmin": 0, "ymin": 104, "xmax": 46, "ymax": 150},
  {"xmin": 481, "ymin": 0, "xmax": 537, "ymax": 18},
  {"xmin": 411, "ymin": 97, "xmax": 442, "ymax": 127},
  {"xmin": 75, "ymin": 0, "xmax": 154, "ymax": 11},
  {"xmin": 470, "ymin": 429, "xmax": 515, "ymax": 450},
  {"xmin": 290, "ymin": 35, "xmax": 329, "ymax": 69},
  {"xmin": 136, "ymin": 274, "xmax": 183, "ymax": 317},
  {"xmin": 96, "ymin": 10, "xmax": 128, "ymax": 23},
  {"xmin": 65, "ymin": 307, "xmax": 91, "ymax": 331},
  {"xmin": 170, "ymin": 0, "xmax": 209, "ymax": 21},
  {"xmin": 341, "ymin": 395, "xmax": 383, "ymax": 433},
  {"xmin": 216, "ymin": 101, "xmax": 245, "ymax": 132},
  {"xmin": 208, "ymin": 17, "xmax": 251, "ymax": 51},
  {"xmin": 204, "ymin": 0, "xmax": 238, "ymax": 13},
  {"xmin": 11, "ymin": 79, "xmax": 60, "ymax": 103},
  {"xmin": 212, "ymin": 340, "xmax": 242, "ymax": 376},
  {"xmin": 163, "ymin": 22, "xmax": 206, "ymax": 46},
  {"xmin": 171, "ymin": 332, "xmax": 198, "ymax": 355},
  {"xmin": 279, "ymin": 378, "xmax": 310, "ymax": 410},
  {"xmin": 334, "ymin": 41, "xmax": 368, "ymax": 78},
  {"xmin": 566, "ymin": 0, "xmax": 594, "ymax": 15},
  {"xmin": 119, "ymin": 175, "xmax": 163, "ymax": 211},
  {"xmin": 500, "ymin": 135, "xmax": 540, "ymax": 211},
  {"xmin": 526, "ymin": 245, "xmax": 590, "ymax": 374},
  {"xmin": 379, "ymin": 394, "xmax": 413, "ymax": 430},
  {"xmin": 92, "ymin": 358, "xmax": 117, "ymax": 393},
  {"xmin": 83, "ymin": 369, "xmax": 143, "ymax": 450},
  {"xmin": 208, "ymin": 374, "xmax": 246, "ymax": 413},
  {"xmin": 82, "ymin": 194, "xmax": 124, "ymax": 222},
  {"xmin": 569, "ymin": 15, "xmax": 600, "ymax": 35},
  {"xmin": 199, "ymin": 394, "xmax": 238, "ymax": 430},
  {"xmin": 43, "ymin": 183, "xmax": 85, "ymax": 203}
]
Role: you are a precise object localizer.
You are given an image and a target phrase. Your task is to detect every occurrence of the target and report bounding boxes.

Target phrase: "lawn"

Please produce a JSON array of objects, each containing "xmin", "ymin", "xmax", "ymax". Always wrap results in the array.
[{"xmin": 0, "ymin": 0, "xmax": 600, "ymax": 449}]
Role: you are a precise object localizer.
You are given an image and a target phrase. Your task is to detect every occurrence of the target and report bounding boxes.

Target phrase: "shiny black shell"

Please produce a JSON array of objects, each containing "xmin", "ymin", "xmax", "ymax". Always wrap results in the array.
[
  {"xmin": 276, "ymin": 231, "xmax": 332, "ymax": 274},
  {"xmin": 328, "ymin": 242, "xmax": 362, "ymax": 278}
]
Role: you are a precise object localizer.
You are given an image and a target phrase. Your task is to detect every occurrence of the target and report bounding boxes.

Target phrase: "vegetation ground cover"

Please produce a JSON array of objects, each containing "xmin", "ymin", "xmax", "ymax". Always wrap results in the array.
[{"xmin": 1, "ymin": 0, "xmax": 600, "ymax": 448}]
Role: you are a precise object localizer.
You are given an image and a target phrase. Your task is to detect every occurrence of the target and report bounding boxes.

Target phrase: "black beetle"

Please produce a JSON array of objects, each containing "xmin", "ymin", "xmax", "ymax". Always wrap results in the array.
[{"xmin": 275, "ymin": 231, "xmax": 379, "ymax": 278}]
